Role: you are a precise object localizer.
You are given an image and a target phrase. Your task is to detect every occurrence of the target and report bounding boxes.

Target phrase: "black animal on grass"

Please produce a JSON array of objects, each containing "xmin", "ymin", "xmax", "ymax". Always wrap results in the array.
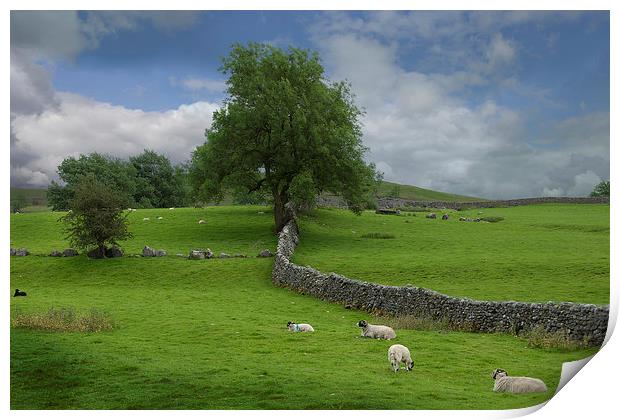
[{"xmin": 13, "ymin": 288, "xmax": 27, "ymax": 297}]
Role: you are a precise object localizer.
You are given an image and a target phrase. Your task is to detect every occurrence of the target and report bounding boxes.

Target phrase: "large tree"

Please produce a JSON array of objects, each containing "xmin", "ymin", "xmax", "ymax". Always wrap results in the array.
[
  {"xmin": 190, "ymin": 43, "xmax": 377, "ymax": 231},
  {"xmin": 130, "ymin": 149, "xmax": 186, "ymax": 208},
  {"xmin": 590, "ymin": 180, "xmax": 610, "ymax": 198},
  {"xmin": 48, "ymin": 153, "xmax": 137, "ymax": 210}
]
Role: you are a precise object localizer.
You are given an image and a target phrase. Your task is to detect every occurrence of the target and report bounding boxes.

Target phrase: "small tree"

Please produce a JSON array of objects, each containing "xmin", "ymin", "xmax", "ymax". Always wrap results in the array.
[
  {"xmin": 590, "ymin": 180, "xmax": 610, "ymax": 197},
  {"xmin": 60, "ymin": 179, "xmax": 132, "ymax": 258},
  {"xmin": 190, "ymin": 43, "xmax": 377, "ymax": 231}
]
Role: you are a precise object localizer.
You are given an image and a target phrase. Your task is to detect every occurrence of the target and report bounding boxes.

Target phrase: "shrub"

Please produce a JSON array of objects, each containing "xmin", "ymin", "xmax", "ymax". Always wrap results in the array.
[
  {"xmin": 361, "ymin": 232, "xmax": 395, "ymax": 239},
  {"xmin": 521, "ymin": 325, "xmax": 593, "ymax": 350},
  {"xmin": 11, "ymin": 307, "xmax": 115, "ymax": 332}
]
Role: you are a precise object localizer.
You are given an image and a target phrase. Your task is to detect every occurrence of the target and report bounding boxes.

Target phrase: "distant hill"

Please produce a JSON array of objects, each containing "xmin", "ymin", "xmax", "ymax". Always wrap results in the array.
[
  {"xmin": 10, "ymin": 187, "xmax": 48, "ymax": 212},
  {"xmin": 10, "ymin": 181, "xmax": 483, "ymax": 213},
  {"xmin": 377, "ymin": 181, "xmax": 485, "ymax": 202}
]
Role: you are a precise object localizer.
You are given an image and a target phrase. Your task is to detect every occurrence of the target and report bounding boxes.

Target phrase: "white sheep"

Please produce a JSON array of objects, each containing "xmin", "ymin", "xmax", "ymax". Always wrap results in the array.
[
  {"xmin": 143, "ymin": 217, "xmax": 150, "ymax": 221},
  {"xmin": 169, "ymin": 207, "xmax": 175, "ymax": 210},
  {"xmin": 198, "ymin": 220, "xmax": 206, "ymax": 224},
  {"xmin": 157, "ymin": 216, "xmax": 163, "ymax": 220},
  {"xmin": 492, "ymin": 369, "xmax": 547, "ymax": 393},
  {"xmin": 358, "ymin": 320, "xmax": 396, "ymax": 340},
  {"xmin": 387, "ymin": 344, "xmax": 414, "ymax": 372},
  {"xmin": 287, "ymin": 321, "xmax": 314, "ymax": 332}
]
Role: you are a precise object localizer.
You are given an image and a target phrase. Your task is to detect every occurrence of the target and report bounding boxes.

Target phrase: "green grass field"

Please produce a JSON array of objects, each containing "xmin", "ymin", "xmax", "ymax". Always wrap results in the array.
[
  {"xmin": 293, "ymin": 204, "xmax": 609, "ymax": 304},
  {"xmin": 10, "ymin": 206, "xmax": 603, "ymax": 409}
]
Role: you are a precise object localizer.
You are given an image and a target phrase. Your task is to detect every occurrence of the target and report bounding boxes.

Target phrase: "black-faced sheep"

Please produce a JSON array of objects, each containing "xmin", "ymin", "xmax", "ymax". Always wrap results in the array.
[
  {"xmin": 13, "ymin": 289, "xmax": 27, "ymax": 297},
  {"xmin": 492, "ymin": 369, "xmax": 547, "ymax": 393},
  {"xmin": 287, "ymin": 321, "xmax": 314, "ymax": 332},
  {"xmin": 358, "ymin": 320, "xmax": 396, "ymax": 340},
  {"xmin": 388, "ymin": 344, "xmax": 414, "ymax": 372}
]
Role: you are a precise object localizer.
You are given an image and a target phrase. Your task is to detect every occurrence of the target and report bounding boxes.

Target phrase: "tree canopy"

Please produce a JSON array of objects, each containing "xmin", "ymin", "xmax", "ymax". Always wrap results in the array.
[
  {"xmin": 590, "ymin": 180, "xmax": 610, "ymax": 197},
  {"xmin": 190, "ymin": 43, "xmax": 377, "ymax": 231},
  {"xmin": 48, "ymin": 151, "xmax": 191, "ymax": 210}
]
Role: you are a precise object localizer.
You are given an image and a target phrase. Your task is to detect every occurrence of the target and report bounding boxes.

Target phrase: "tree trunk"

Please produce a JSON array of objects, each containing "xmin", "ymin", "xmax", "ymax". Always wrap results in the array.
[{"xmin": 273, "ymin": 192, "xmax": 290, "ymax": 233}]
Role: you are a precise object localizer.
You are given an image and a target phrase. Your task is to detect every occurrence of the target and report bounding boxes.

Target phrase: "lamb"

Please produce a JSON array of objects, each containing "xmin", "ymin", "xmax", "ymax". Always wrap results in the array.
[
  {"xmin": 492, "ymin": 369, "xmax": 547, "ymax": 393},
  {"xmin": 358, "ymin": 320, "xmax": 396, "ymax": 340},
  {"xmin": 13, "ymin": 288, "xmax": 27, "ymax": 297},
  {"xmin": 387, "ymin": 344, "xmax": 414, "ymax": 372},
  {"xmin": 287, "ymin": 321, "xmax": 314, "ymax": 332}
]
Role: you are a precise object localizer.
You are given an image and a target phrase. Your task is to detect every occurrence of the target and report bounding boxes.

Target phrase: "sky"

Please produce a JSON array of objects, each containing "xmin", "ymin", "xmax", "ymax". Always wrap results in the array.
[{"xmin": 10, "ymin": 10, "xmax": 610, "ymax": 199}]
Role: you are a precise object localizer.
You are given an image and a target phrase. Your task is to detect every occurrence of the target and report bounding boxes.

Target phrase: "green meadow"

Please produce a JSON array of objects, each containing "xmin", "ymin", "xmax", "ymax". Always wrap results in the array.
[
  {"xmin": 293, "ymin": 204, "xmax": 609, "ymax": 304},
  {"xmin": 10, "ymin": 205, "xmax": 605, "ymax": 409}
]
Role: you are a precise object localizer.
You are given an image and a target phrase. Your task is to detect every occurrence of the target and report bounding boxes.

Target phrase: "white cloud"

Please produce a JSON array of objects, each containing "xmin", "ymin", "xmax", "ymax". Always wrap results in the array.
[
  {"xmin": 11, "ymin": 93, "xmax": 219, "ymax": 187},
  {"xmin": 312, "ymin": 23, "xmax": 609, "ymax": 199}
]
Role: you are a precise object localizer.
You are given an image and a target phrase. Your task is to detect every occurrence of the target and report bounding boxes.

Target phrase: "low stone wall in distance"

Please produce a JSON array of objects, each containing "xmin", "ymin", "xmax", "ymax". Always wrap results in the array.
[
  {"xmin": 315, "ymin": 195, "xmax": 609, "ymax": 210},
  {"xmin": 272, "ymin": 218, "xmax": 609, "ymax": 346}
]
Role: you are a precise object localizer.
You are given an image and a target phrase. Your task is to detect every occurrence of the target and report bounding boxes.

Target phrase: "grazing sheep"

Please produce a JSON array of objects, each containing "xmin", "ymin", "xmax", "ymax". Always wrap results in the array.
[
  {"xmin": 169, "ymin": 207, "xmax": 175, "ymax": 210},
  {"xmin": 492, "ymin": 369, "xmax": 547, "ymax": 393},
  {"xmin": 198, "ymin": 220, "xmax": 206, "ymax": 224},
  {"xmin": 287, "ymin": 321, "xmax": 314, "ymax": 332},
  {"xmin": 358, "ymin": 320, "xmax": 396, "ymax": 340},
  {"xmin": 143, "ymin": 217, "xmax": 150, "ymax": 221},
  {"xmin": 157, "ymin": 216, "xmax": 163, "ymax": 220},
  {"xmin": 13, "ymin": 289, "xmax": 27, "ymax": 297},
  {"xmin": 387, "ymin": 344, "xmax": 414, "ymax": 372}
]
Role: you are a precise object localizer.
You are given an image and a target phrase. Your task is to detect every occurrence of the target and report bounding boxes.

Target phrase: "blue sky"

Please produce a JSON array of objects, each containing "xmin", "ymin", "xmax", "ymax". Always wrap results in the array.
[{"xmin": 10, "ymin": 11, "xmax": 610, "ymax": 198}]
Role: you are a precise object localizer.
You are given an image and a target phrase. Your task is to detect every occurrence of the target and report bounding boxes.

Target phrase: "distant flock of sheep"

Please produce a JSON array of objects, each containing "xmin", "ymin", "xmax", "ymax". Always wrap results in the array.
[{"xmin": 287, "ymin": 319, "xmax": 547, "ymax": 393}]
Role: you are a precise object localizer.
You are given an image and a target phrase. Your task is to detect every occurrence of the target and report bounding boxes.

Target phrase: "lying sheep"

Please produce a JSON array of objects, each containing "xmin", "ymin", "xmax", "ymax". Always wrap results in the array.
[
  {"xmin": 492, "ymin": 369, "xmax": 547, "ymax": 393},
  {"xmin": 287, "ymin": 321, "xmax": 314, "ymax": 332},
  {"xmin": 388, "ymin": 344, "xmax": 414, "ymax": 372},
  {"xmin": 358, "ymin": 320, "xmax": 396, "ymax": 340}
]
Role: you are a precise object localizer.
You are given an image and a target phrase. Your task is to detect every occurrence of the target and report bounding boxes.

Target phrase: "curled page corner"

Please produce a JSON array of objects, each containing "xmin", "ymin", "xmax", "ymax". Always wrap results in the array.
[{"xmin": 556, "ymin": 355, "xmax": 595, "ymax": 394}]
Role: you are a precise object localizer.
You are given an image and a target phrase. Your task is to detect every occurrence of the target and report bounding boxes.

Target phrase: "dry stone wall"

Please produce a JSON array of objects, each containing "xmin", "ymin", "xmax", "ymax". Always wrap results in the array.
[{"xmin": 273, "ymin": 218, "xmax": 609, "ymax": 345}]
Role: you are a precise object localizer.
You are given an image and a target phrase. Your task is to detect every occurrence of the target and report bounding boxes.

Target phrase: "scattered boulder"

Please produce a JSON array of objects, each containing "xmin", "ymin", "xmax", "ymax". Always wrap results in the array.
[
  {"xmin": 87, "ymin": 247, "xmax": 106, "ymax": 259},
  {"xmin": 189, "ymin": 249, "xmax": 214, "ymax": 260},
  {"xmin": 258, "ymin": 249, "xmax": 274, "ymax": 258},
  {"xmin": 105, "ymin": 246, "xmax": 123, "ymax": 258},
  {"xmin": 219, "ymin": 252, "xmax": 230, "ymax": 258},
  {"xmin": 11, "ymin": 248, "xmax": 29, "ymax": 257},
  {"xmin": 426, "ymin": 213, "xmax": 437, "ymax": 219},
  {"xmin": 233, "ymin": 253, "xmax": 247, "ymax": 258},
  {"xmin": 441, "ymin": 214, "xmax": 449, "ymax": 220},
  {"xmin": 459, "ymin": 217, "xmax": 467, "ymax": 221},
  {"xmin": 63, "ymin": 248, "xmax": 79, "ymax": 257},
  {"xmin": 176, "ymin": 253, "xmax": 185, "ymax": 257},
  {"xmin": 198, "ymin": 220, "xmax": 206, "ymax": 224},
  {"xmin": 376, "ymin": 208, "xmax": 401, "ymax": 215},
  {"xmin": 169, "ymin": 207, "xmax": 175, "ymax": 210},
  {"xmin": 142, "ymin": 245, "xmax": 166, "ymax": 257},
  {"xmin": 50, "ymin": 250, "xmax": 63, "ymax": 257}
]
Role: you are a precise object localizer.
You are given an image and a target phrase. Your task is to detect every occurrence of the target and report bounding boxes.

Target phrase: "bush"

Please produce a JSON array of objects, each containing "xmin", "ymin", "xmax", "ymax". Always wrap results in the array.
[
  {"xmin": 521, "ymin": 325, "xmax": 593, "ymax": 350},
  {"xmin": 11, "ymin": 307, "xmax": 115, "ymax": 332},
  {"xmin": 361, "ymin": 232, "xmax": 395, "ymax": 239}
]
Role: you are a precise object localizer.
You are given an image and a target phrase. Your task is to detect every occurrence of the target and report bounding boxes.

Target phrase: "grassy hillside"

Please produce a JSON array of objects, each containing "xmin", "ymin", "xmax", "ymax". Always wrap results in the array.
[
  {"xmin": 10, "ymin": 187, "xmax": 48, "ymax": 212},
  {"xmin": 293, "ymin": 204, "xmax": 609, "ymax": 304},
  {"xmin": 377, "ymin": 181, "xmax": 484, "ymax": 202},
  {"xmin": 10, "ymin": 206, "xmax": 600, "ymax": 409}
]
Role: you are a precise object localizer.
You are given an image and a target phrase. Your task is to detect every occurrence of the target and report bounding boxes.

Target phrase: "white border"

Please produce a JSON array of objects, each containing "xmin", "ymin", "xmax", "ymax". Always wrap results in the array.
[{"xmin": 3, "ymin": 1, "xmax": 616, "ymax": 419}]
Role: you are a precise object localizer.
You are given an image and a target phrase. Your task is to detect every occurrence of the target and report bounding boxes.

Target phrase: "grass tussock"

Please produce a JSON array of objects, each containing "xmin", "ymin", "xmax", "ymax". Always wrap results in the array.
[
  {"xmin": 375, "ymin": 314, "xmax": 476, "ymax": 333},
  {"xmin": 361, "ymin": 232, "xmax": 396, "ymax": 239},
  {"xmin": 11, "ymin": 307, "xmax": 115, "ymax": 333},
  {"xmin": 521, "ymin": 325, "xmax": 594, "ymax": 350},
  {"xmin": 479, "ymin": 216, "xmax": 504, "ymax": 223}
]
